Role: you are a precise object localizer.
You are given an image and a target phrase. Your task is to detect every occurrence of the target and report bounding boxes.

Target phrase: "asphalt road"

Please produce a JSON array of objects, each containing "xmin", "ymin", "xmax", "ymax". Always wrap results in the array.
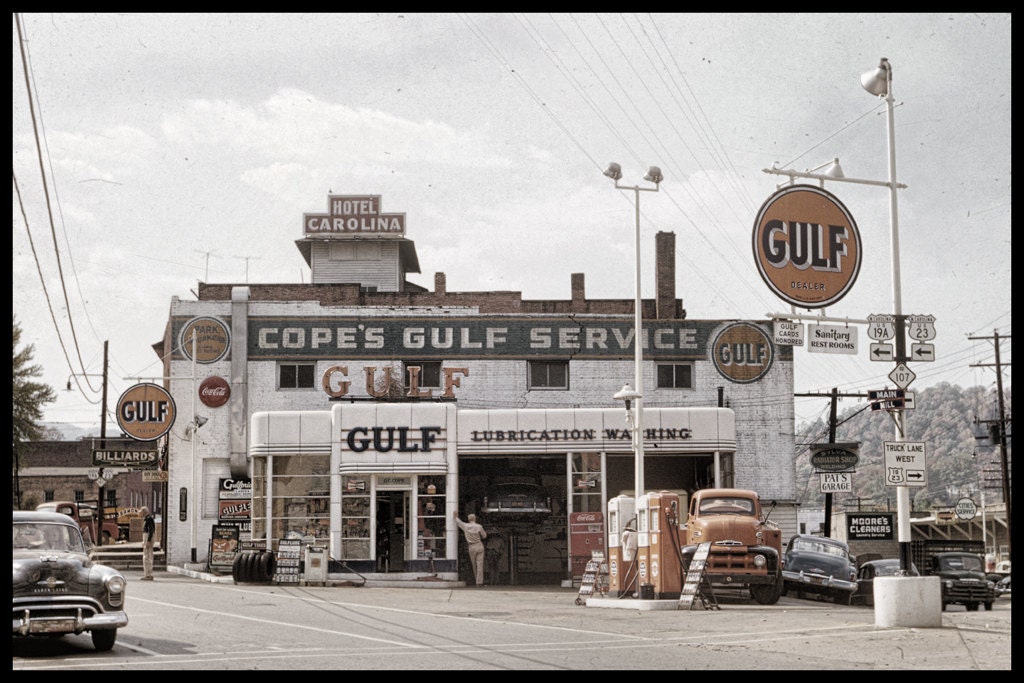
[{"xmin": 12, "ymin": 570, "xmax": 1012, "ymax": 670}]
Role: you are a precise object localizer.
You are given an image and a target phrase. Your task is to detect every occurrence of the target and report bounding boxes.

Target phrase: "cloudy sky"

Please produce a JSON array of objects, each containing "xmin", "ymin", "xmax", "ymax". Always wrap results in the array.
[{"xmin": 12, "ymin": 13, "xmax": 1011, "ymax": 430}]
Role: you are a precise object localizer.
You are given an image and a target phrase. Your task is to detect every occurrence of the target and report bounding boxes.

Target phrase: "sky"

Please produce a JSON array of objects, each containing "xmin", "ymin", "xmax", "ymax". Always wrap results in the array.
[{"xmin": 12, "ymin": 13, "xmax": 1012, "ymax": 432}]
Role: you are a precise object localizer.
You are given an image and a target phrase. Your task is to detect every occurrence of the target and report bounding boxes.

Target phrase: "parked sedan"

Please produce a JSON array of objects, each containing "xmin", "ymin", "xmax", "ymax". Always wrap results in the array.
[
  {"xmin": 481, "ymin": 482, "xmax": 552, "ymax": 515},
  {"xmin": 781, "ymin": 534, "xmax": 857, "ymax": 605},
  {"xmin": 13, "ymin": 510, "xmax": 128, "ymax": 651},
  {"xmin": 852, "ymin": 558, "xmax": 920, "ymax": 606},
  {"xmin": 995, "ymin": 574, "xmax": 1010, "ymax": 598}
]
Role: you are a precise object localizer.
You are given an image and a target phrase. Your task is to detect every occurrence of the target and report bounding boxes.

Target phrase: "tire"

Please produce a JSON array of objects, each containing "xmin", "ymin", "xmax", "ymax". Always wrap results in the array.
[
  {"xmin": 835, "ymin": 591, "xmax": 852, "ymax": 606},
  {"xmin": 232, "ymin": 552, "xmax": 247, "ymax": 583},
  {"xmin": 942, "ymin": 602, "xmax": 949, "ymax": 611},
  {"xmin": 91, "ymin": 628, "xmax": 117, "ymax": 652},
  {"xmin": 750, "ymin": 576, "xmax": 783, "ymax": 605},
  {"xmin": 967, "ymin": 602, "xmax": 980, "ymax": 611},
  {"xmin": 257, "ymin": 551, "xmax": 272, "ymax": 581},
  {"xmin": 101, "ymin": 530, "xmax": 112, "ymax": 546},
  {"xmin": 984, "ymin": 601, "xmax": 994, "ymax": 611},
  {"xmin": 245, "ymin": 552, "xmax": 259, "ymax": 582}
]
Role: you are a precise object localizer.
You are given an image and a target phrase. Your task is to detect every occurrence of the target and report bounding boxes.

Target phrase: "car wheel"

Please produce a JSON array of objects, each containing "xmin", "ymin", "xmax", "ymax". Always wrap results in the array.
[
  {"xmin": 835, "ymin": 591, "xmax": 852, "ymax": 606},
  {"xmin": 91, "ymin": 628, "xmax": 117, "ymax": 651},
  {"xmin": 984, "ymin": 601, "xmax": 994, "ymax": 611}
]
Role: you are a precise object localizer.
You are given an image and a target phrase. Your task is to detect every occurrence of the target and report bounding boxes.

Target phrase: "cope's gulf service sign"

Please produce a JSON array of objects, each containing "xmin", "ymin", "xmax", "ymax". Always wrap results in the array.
[{"xmin": 752, "ymin": 185, "xmax": 862, "ymax": 309}]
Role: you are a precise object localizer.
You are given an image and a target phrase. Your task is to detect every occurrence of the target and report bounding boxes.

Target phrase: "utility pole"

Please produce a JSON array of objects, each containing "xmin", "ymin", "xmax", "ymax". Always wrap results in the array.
[
  {"xmin": 795, "ymin": 388, "xmax": 868, "ymax": 537},
  {"xmin": 97, "ymin": 341, "xmax": 109, "ymax": 542},
  {"xmin": 969, "ymin": 330, "xmax": 1011, "ymax": 559}
]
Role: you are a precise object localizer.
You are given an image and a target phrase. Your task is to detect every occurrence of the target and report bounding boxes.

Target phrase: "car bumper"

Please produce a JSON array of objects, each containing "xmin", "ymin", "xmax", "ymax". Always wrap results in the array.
[
  {"xmin": 782, "ymin": 570, "xmax": 856, "ymax": 593},
  {"xmin": 13, "ymin": 608, "xmax": 128, "ymax": 636}
]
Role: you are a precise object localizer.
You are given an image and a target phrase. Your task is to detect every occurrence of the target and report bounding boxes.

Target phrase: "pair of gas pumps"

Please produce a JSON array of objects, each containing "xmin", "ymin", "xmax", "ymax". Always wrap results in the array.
[{"xmin": 607, "ymin": 491, "xmax": 687, "ymax": 599}]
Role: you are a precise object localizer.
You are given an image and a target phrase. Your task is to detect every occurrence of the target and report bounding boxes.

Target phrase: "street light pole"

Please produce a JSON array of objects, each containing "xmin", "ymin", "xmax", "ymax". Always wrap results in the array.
[
  {"xmin": 604, "ymin": 162, "xmax": 663, "ymax": 500},
  {"xmin": 861, "ymin": 57, "xmax": 914, "ymax": 573}
]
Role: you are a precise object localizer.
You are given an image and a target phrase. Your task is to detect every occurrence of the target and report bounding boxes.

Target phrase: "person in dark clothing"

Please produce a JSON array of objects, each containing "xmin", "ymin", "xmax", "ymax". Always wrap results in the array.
[{"xmin": 141, "ymin": 506, "xmax": 156, "ymax": 580}]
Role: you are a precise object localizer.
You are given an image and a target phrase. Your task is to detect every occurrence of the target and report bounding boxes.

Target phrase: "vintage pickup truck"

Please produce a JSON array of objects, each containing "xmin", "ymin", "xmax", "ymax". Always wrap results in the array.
[
  {"xmin": 35, "ymin": 500, "xmax": 123, "ymax": 545},
  {"xmin": 679, "ymin": 487, "xmax": 784, "ymax": 605}
]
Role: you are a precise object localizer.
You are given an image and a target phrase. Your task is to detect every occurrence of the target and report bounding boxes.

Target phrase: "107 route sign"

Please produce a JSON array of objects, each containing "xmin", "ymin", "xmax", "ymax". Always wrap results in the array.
[{"xmin": 884, "ymin": 441, "xmax": 927, "ymax": 487}]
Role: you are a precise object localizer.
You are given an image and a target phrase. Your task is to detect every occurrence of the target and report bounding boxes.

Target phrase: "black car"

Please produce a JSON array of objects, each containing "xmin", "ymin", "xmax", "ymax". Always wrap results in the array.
[
  {"xmin": 13, "ymin": 510, "xmax": 129, "ymax": 651},
  {"xmin": 995, "ymin": 574, "xmax": 1010, "ymax": 598},
  {"xmin": 781, "ymin": 534, "xmax": 857, "ymax": 605},
  {"xmin": 481, "ymin": 482, "xmax": 552, "ymax": 515},
  {"xmin": 852, "ymin": 558, "xmax": 920, "ymax": 606}
]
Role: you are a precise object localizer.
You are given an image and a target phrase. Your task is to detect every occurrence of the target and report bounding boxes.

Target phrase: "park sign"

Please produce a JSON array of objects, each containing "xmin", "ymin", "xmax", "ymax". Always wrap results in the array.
[
  {"xmin": 809, "ymin": 442, "xmax": 859, "ymax": 472},
  {"xmin": 752, "ymin": 185, "xmax": 862, "ymax": 309}
]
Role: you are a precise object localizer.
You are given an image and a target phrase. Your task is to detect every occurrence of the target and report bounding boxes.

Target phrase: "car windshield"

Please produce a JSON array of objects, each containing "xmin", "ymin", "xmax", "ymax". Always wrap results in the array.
[
  {"xmin": 939, "ymin": 555, "xmax": 984, "ymax": 572},
  {"xmin": 698, "ymin": 497, "xmax": 754, "ymax": 515},
  {"xmin": 792, "ymin": 538, "xmax": 848, "ymax": 558},
  {"xmin": 13, "ymin": 522, "xmax": 86, "ymax": 553}
]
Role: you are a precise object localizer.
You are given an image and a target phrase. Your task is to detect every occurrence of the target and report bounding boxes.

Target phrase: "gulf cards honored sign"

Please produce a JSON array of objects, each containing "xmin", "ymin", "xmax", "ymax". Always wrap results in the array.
[{"xmin": 752, "ymin": 185, "xmax": 862, "ymax": 309}]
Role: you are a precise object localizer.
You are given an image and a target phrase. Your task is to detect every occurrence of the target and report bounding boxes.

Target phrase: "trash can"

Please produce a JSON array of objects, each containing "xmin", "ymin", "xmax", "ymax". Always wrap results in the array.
[
  {"xmin": 303, "ymin": 546, "xmax": 328, "ymax": 584},
  {"xmin": 639, "ymin": 583, "xmax": 655, "ymax": 600}
]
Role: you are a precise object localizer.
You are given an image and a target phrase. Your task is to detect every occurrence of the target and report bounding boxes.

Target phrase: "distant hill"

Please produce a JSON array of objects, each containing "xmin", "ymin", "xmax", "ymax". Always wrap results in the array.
[
  {"xmin": 41, "ymin": 423, "xmax": 103, "ymax": 441},
  {"xmin": 794, "ymin": 382, "xmax": 1010, "ymax": 511}
]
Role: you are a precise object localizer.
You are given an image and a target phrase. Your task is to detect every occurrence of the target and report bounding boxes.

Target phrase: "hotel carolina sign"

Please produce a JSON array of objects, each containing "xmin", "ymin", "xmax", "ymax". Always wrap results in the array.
[{"xmin": 303, "ymin": 194, "xmax": 406, "ymax": 236}]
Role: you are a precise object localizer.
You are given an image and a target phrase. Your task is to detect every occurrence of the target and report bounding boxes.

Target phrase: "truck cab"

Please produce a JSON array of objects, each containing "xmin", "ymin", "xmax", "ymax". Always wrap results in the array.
[
  {"xmin": 928, "ymin": 551, "xmax": 996, "ymax": 611},
  {"xmin": 35, "ymin": 501, "xmax": 121, "ymax": 546}
]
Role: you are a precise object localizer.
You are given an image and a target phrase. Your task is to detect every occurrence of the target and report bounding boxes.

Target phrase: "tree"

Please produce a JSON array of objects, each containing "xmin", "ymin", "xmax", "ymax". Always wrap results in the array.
[{"xmin": 12, "ymin": 316, "xmax": 56, "ymax": 508}]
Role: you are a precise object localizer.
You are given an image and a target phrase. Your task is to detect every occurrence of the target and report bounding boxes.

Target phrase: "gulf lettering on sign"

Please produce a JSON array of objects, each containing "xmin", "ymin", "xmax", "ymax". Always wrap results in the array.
[
  {"xmin": 115, "ymin": 383, "xmax": 176, "ymax": 442},
  {"xmin": 752, "ymin": 185, "xmax": 862, "ymax": 309},
  {"xmin": 711, "ymin": 322, "xmax": 774, "ymax": 383}
]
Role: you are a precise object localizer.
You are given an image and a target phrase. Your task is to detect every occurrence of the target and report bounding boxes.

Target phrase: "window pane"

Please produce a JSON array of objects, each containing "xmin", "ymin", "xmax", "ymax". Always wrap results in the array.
[
  {"xmin": 297, "ymin": 364, "xmax": 315, "ymax": 388},
  {"xmin": 657, "ymin": 365, "xmax": 674, "ymax": 388},
  {"xmin": 674, "ymin": 364, "xmax": 692, "ymax": 388},
  {"xmin": 280, "ymin": 365, "xmax": 297, "ymax": 388}
]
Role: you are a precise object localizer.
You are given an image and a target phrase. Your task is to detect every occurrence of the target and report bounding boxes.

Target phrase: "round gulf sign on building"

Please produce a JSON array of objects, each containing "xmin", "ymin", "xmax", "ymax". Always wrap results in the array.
[
  {"xmin": 712, "ymin": 322, "xmax": 774, "ymax": 383},
  {"xmin": 116, "ymin": 383, "xmax": 176, "ymax": 442},
  {"xmin": 752, "ymin": 184, "xmax": 862, "ymax": 309}
]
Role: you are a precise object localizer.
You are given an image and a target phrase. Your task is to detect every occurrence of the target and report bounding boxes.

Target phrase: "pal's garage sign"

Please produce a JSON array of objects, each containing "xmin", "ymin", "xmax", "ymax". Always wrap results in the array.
[{"xmin": 753, "ymin": 185, "xmax": 862, "ymax": 309}]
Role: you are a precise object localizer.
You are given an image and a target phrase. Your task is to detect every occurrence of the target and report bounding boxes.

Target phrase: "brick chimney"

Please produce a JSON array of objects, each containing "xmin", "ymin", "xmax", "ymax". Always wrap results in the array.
[
  {"xmin": 571, "ymin": 273, "xmax": 585, "ymax": 306},
  {"xmin": 656, "ymin": 231, "xmax": 678, "ymax": 319},
  {"xmin": 434, "ymin": 272, "xmax": 446, "ymax": 295}
]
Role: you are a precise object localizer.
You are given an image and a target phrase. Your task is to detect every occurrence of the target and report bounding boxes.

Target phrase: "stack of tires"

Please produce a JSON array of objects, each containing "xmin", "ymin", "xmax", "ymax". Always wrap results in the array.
[{"xmin": 232, "ymin": 550, "xmax": 276, "ymax": 583}]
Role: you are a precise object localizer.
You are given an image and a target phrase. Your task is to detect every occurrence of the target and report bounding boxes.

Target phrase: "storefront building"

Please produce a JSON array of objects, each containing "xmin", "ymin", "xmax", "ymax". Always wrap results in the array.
[{"xmin": 152, "ymin": 193, "xmax": 798, "ymax": 582}]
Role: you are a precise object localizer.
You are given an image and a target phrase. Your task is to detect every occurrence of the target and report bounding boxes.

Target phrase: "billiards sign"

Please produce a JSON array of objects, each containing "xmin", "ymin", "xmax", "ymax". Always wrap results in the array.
[{"xmin": 753, "ymin": 185, "xmax": 862, "ymax": 309}]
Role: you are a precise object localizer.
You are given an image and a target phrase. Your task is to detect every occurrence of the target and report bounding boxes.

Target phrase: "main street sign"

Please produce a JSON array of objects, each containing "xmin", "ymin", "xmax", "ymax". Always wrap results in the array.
[{"xmin": 883, "ymin": 441, "xmax": 926, "ymax": 487}]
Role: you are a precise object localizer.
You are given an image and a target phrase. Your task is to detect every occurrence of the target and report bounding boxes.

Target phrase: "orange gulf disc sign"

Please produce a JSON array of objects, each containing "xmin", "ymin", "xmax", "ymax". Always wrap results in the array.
[
  {"xmin": 116, "ymin": 383, "xmax": 177, "ymax": 442},
  {"xmin": 712, "ymin": 322, "xmax": 774, "ymax": 383},
  {"xmin": 752, "ymin": 185, "xmax": 862, "ymax": 309}
]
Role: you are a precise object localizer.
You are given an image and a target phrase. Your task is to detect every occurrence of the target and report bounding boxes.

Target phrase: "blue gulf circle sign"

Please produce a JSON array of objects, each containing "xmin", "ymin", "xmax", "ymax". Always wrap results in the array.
[{"xmin": 752, "ymin": 184, "xmax": 862, "ymax": 309}]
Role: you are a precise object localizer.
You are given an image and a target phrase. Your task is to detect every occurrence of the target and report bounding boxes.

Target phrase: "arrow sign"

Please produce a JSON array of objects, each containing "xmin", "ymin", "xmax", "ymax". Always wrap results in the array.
[
  {"xmin": 870, "ymin": 343, "xmax": 894, "ymax": 361},
  {"xmin": 912, "ymin": 343, "xmax": 935, "ymax": 361}
]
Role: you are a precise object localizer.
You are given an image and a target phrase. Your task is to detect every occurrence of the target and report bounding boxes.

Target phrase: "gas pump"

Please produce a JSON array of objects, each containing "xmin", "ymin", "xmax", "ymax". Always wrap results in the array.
[
  {"xmin": 606, "ymin": 495, "xmax": 636, "ymax": 597},
  {"xmin": 645, "ymin": 491, "xmax": 684, "ymax": 599},
  {"xmin": 634, "ymin": 494, "xmax": 653, "ymax": 597}
]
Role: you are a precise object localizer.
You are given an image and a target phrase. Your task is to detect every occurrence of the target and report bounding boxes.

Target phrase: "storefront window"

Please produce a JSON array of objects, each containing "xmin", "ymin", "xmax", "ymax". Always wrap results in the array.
[
  {"xmin": 250, "ymin": 453, "xmax": 330, "ymax": 547},
  {"xmin": 416, "ymin": 476, "xmax": 446, "ymax": 559},
  {"xmin": 571, "ymin": 452, "xmax": 602, "ymax": 513},
  {"xmin": 341, "ymin": 476, "xmax": 371, "ymax": 558}
]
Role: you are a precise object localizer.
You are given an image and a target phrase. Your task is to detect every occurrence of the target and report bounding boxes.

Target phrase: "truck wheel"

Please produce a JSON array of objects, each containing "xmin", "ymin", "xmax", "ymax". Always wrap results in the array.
[
  {"xmin": 91, "ymin": 629, "xmax": 117, "ymax": 651},
  {"xmin": 750, "ymin": 577, "xmax": 782, "ymax": 605},
  {"xmin": 942, "ymin": 602, "xmax": 949, "ymax": 611},
  {"xmin": 102, "ymin": 530, "xmax": 112, "ymax": 546},
  {"xmin": 984, "ymin": 601, "xmax": 994, "ymax": 611},
  {"xmin": 967, "ymin": 602, "xmax": 980, "ymax": 611}
]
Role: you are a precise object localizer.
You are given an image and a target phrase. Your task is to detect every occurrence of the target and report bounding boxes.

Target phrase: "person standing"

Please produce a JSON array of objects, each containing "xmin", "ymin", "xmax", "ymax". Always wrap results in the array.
[
  {"xmin": 141, "ymin": 506, "xmax": 156, "ymax": 580},
  {"xmin": 454, "ymin": 512, "xmax": 487, "ymax": 586}
]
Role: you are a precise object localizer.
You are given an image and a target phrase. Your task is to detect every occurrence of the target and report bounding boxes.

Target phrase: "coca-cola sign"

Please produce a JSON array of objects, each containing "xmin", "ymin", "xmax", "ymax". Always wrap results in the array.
[{"xmin": 199, "ymin": 376, "xmax": 230, "ymax": 408}]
